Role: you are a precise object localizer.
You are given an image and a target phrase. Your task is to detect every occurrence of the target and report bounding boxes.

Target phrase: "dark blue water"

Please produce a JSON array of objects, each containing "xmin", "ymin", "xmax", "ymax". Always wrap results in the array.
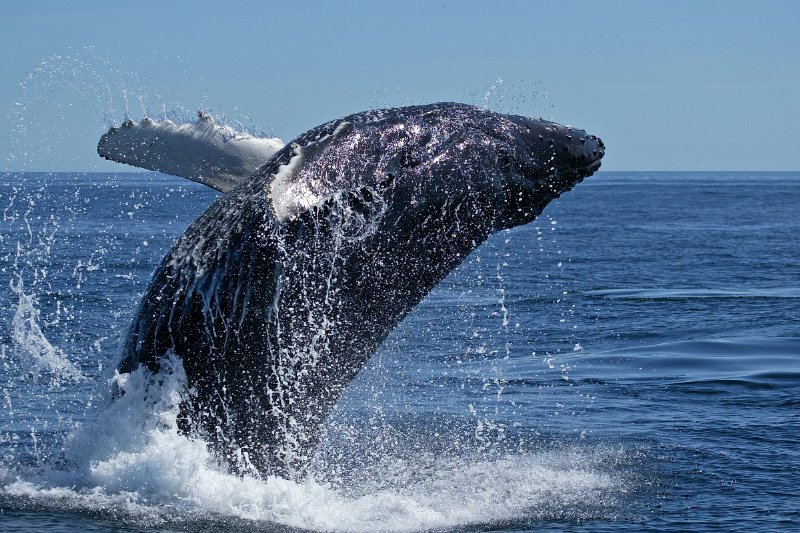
[{"xmin": 1, "ymin": 171, "xmax": 798, "ymax": 532}]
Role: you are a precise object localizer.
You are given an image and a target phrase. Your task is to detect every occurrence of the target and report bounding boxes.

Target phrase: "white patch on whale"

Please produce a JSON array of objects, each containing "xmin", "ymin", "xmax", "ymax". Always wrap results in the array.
[{"xmin": 268, "ymin": 121, "xmax": 354, "ymax": 223}]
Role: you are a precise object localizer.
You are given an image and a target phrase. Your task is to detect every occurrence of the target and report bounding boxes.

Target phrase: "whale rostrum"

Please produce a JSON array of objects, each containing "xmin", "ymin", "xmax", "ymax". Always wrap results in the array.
[{"xmin": 102, "ymin": 103, "xmax": 604, "ymax": 479}]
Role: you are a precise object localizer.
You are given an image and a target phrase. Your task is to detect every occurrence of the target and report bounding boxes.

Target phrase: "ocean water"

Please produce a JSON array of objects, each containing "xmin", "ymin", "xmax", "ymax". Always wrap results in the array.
[{"xmin": 0, "ymin": 171, "xmax": 797, "ymax": 532}]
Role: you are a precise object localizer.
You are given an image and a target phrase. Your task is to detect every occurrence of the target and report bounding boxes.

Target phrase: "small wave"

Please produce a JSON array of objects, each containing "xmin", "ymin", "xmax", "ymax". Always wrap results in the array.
[
  {"xmin": 583, "ymin": 287, "xmax": 800, "ymax": 300},
  {"xmin": 569, "ymin": 337, "xmax": 800, "ymax": 387},
  {"xmin": 668, "ymin": 375, "xmax": 800, "ymax": 392}
]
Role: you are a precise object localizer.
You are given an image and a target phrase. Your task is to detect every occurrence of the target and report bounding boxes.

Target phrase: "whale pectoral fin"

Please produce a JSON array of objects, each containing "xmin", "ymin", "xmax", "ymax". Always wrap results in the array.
[{"xmin": 97, "ymin": 113, "xmax": 284, "ymax": 193}]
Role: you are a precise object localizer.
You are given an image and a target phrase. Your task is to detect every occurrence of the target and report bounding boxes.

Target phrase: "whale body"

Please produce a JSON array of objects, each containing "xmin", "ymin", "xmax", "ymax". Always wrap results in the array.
[{"xmin": 108, "ymin": 103, "xmax": 604, "ymax": 479}]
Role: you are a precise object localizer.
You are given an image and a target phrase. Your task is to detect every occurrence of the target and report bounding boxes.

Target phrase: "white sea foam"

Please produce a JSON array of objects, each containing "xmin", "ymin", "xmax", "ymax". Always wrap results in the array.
[{"xmin": 0, "ymin": 353, "xmax": 625, "ymax": 531}]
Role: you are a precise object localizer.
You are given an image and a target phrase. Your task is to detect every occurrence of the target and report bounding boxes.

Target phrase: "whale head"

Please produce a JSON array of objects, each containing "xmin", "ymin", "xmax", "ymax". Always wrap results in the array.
[
  {"xmin": 266, "ymin": 103, "xmax": 603, "ymax": 233},
  {"xmin": 377, "ymin": 104, "xmax": 605, "ymax": 231},
  {"xmin": 471, "ymin": 112, "xmax": 605, "ymax": 229}
]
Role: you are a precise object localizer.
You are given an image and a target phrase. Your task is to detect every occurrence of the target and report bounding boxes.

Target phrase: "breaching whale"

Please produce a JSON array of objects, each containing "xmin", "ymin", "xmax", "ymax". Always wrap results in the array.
[{"xmin": 99, "ymin": 103, "xmax": 604, "ymax": 479}]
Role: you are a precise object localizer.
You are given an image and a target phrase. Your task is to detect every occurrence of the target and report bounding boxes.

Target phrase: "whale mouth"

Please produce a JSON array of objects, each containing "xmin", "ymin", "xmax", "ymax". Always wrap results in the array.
[
  {"xmin": 563, "ymin": 152, "xmax": 604, "ymax": 176},
  {"xmin": 531, "ymin": 133, "xmax": 604, "ymax": 194},
  {"xmin": 564, "ymin": 151, "xmax": 604, "ymax": 180},
  {"xmin": 539, "ymin": 159, "xmax": 601, "ymax": 199}
]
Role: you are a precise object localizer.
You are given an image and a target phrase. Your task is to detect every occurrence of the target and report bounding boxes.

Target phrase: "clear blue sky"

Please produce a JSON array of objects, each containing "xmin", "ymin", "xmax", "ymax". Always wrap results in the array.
[{"xmin": 2, "ymin": 0, "xmax": 798, "ymax": 172}]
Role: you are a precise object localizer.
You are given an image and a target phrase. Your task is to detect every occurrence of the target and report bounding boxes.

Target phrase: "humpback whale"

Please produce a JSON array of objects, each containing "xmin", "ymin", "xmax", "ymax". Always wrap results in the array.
[{"xmin": 100, "ymin": 103, "xmax": 604, "ymax": 479}]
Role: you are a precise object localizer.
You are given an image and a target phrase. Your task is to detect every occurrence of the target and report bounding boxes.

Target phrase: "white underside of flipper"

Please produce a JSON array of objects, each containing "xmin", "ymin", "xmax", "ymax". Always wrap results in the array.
[{"xmin": 97, "ymin": 112, "xmax": 284, "ymax": 192}]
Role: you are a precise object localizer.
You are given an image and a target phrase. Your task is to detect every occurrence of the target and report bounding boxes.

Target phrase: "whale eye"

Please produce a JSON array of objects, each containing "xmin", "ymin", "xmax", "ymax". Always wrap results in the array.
[
  {"xmin": 400, "ymin": 151, "xmax": 421, "ymax": 168},
  {"xmin": 385, "ymin": 149, "xmax": 421, "ymax": 177},
  {"xmin": 497, "ymin": 147, "xmax": 513, "ymax": 169}
]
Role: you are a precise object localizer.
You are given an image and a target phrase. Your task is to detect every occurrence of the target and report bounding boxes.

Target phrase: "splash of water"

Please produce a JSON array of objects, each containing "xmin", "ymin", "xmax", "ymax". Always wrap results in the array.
[
  {"xmin": 9, "ymin": 276, "xmax": 84, "ymax": 385},
  {"xmin": 1, "ymin": 351, "xmax": 627, "ymax": 531},
  {"xmin": 474, "ymin": 74, "xmax": 553, "ymax": 119}
]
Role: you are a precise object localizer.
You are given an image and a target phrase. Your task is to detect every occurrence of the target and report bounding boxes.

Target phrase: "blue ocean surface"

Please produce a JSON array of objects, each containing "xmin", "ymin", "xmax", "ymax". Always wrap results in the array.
[{"xmin": 0, "ymin": 171, "xmax": 798, "ymax": 532}]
